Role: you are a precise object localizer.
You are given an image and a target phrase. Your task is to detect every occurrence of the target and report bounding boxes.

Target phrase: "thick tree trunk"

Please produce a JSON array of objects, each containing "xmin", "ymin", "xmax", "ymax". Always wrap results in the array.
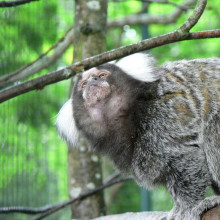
[{"xmin": 68, "ymin": 0, "xmax": 107, "ymax": 219}]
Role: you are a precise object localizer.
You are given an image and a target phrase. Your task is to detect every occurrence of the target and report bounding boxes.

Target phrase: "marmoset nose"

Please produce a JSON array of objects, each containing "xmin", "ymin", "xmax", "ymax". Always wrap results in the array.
[{"xmin": 92, "ymin": 76, "xmax": 98, "ymax": 80}]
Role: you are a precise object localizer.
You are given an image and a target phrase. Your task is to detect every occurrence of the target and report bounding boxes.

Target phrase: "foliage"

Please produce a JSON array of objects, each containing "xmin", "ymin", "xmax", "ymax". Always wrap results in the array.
[{"xmin": 0, "ymin": 1, "xmax": 71, "ymax": 219}]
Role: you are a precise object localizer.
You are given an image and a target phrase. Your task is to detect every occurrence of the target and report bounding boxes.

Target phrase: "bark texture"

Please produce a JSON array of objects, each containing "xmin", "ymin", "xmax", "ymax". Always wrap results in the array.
[
  {"xmin": 92, "ymin": 205, "xmax": 220, "ymax": 220},
  {"xmin": 68, "ymin": 0, "xmax": 107, "ymax": 219},
  {"xmin": 201, "ymin": 205, "xmax": 220, "ymax": 220}
]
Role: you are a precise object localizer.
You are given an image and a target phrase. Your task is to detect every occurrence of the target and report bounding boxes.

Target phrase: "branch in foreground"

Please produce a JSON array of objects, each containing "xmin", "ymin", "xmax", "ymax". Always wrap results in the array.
[
  {"xmin": 0, "ymin": 0, "xmax": 39, "ymax": 7},
  {"xmin": 92, "ymin": 205, "xmax": 220, "ymax": 220},
  {"xmin": 0, "ymin": 173, "xmax": 122, "ymax": 215},
  {"xmin": 0, "ymin": 0, "xmax": 212, "ymax": 103},
  {"xmin": 93, "ymin": 211, "xmax": 168, "ymax": 220},
  {"xmin": 0, "ymin": 29, "xmax": 219, "ymax": 103},
  {"xmin": 32, "ymin": 176, "xmax": 131, "ymax": 220},
  {"xmin": 201, "ymin": 205, "xmax": 220, "ymax": 220},
  {"xmin": 0, "ymin": 0, "xmax": 195, "ymax": 85},
  {"xmin": 0, "ymin": 26, "xmax": 74, "ymax": 88}
]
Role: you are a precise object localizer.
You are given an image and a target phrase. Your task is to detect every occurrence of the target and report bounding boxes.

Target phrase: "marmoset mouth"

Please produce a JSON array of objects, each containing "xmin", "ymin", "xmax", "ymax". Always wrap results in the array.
[{"xmin": 83, "ymin": 82, "xmax": 111, "ymax": 106}]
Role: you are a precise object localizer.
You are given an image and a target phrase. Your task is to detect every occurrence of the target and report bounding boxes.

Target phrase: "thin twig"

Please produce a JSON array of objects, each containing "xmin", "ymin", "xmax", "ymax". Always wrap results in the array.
[
  {"xmin": 178, "ymin": 0, "xmax": 207, "ymax": 34},
  {"xmin": 108, "ymin": 0, "xmax": 196, "ymax": 28},
  {"xmin": 0, "ymin": 0, "xmax": 39, "ymax": 7},
  {"xmin": 0, "ymin": 173, "xmax": 127, "ymax": 215},
  {"xmin": 0, "ymin": 25, "xmax": 74, "ymax": 88},
  {"xmin": 31, "ymin": 176, "xmax": 132, "ymax": 220},
  {"xmin": 103, "ymin": 172, "xmax": 120, "ymax": 184},
  {"xmin": 0, "ymin": 205, "xmax": 55, "ymax": 215}
]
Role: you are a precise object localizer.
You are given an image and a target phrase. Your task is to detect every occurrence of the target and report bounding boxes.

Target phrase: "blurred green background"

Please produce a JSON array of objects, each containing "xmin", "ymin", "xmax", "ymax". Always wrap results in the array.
[{"xmin": 0, "ymin": 0, "xmax": 219, "ymax": 219}]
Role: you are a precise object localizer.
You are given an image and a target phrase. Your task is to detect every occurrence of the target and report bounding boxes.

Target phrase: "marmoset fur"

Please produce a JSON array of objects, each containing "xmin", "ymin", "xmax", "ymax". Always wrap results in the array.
[{"xmin": 56, "ymin": 53, "xmax": 220, "ymax": 220}]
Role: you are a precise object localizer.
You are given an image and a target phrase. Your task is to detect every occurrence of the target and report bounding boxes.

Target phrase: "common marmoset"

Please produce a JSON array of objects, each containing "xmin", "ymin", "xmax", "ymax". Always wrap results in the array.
[{"xmin": 56, "ymin": 53, "xmax": 220, "ymax": 220}]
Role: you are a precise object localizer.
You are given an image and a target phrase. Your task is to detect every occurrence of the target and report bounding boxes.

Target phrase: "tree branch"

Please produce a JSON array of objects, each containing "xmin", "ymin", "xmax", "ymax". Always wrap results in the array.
[
  {"xmin": 108, "ymin": 0, "xmax": 196, "ymax": 28},
  {"xmin": 31, "ymin": 176, "xmax": 131, "ymax": 220},
  {"xmin": 0, "ymin": 0, "xmax": 196, "ymax": 85},
  {"xmin": 91, "ymin": 205, "xmax": 220, "ymax": 220},
  {"xmin": 0, "ymin": 0, "xmax": 39, "ymax": 7},
  {"xmin": 0, "ymin": 173, "xmax": 129, "ymax": 216},
  {"xmin": 178, "ymin": 0, "xmax": 206, "ymax": 34},
  {"xmin": 93, "ymin": 211, "xmax": 168, "ymax": 220},
  {"xmin": 0, "ymin": 26, "xmax": 74, "ymax": 88},
  {"xmin": 201, "ymin": 205, "xmax": 220, "ymax": 220},
  {"xmin": 0, "ymin": 29, "xmax": 219, "ymax": 103},
  {"xmin": 0, "ymin": 0, "xmax": 218, "ymax": 103}
]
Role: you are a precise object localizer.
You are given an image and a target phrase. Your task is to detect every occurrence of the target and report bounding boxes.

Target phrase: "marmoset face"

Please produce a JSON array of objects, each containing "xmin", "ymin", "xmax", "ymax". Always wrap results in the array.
[{"xmin": 77, "ymin": 68, "xmax": 112, "ymax": 107}]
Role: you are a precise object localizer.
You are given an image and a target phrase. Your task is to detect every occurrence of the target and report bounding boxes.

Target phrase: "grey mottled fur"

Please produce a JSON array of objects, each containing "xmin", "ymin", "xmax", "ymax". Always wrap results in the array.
[{"xmin": 61, "ymin": 56, "xmax": 220, "ymax": 219}]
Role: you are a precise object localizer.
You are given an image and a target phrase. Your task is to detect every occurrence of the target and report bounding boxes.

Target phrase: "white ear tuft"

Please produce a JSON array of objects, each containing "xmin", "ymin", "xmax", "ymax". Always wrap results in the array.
[
  {"xmin": 116, "ymin": 53, "xmax": 160, "ymax": 82},
  {"xmin": 56, "ymin": 99, "xmax": 79, "ymax": 147}
]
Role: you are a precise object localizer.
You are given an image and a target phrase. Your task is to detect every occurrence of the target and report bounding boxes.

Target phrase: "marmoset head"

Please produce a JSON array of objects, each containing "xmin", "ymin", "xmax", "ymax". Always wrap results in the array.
[{"xmin": 56, "ymin": 53, "xmax": 160, "ymax": 148}]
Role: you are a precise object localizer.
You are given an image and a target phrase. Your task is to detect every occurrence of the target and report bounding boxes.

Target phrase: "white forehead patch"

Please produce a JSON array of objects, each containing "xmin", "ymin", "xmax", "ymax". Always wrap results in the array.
[
  {"xmin": 56, "ymin": 99, "xmax": 79, "ymax": 148},
  {"xmin": 116, "ymin": 53, "xmax": 160, "ymax": 82}
]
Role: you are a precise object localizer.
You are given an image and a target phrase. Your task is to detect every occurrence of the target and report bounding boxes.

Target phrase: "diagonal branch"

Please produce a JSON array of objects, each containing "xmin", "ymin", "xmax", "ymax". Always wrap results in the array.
[
  {"xmin": 0, "ymin": 173, "xmax": 125, "ymax": 216},
  {"xmin": 31, "ymin": 176, "xmax": 131, "ymax": 220},
  {"xmin": 178, "ymin": 0, "xmax": 207, "ymax": 34},
  {"xmin": 0, "ymin": 0, "xmax": 218, "ymax": 103},
  {"xmin": 0, "ymin": 29, "xmax": 219, "ymax": 103},
  {"xmin": 0, "ymin": 0, "xmax": 196, "ymax": 86},
  {"xmin": 0, "ymin": 0, "xmax": 39, "ymax": 7}
]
